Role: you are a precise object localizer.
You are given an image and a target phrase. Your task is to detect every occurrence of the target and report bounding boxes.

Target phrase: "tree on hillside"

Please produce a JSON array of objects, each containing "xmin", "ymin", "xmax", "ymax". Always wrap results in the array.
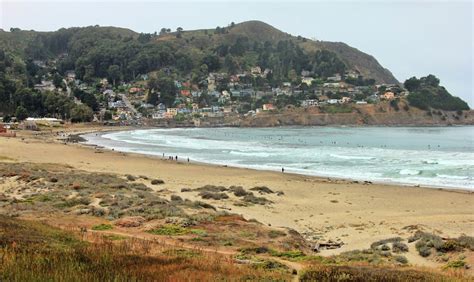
[
  {"xmin": 404, "ymin": 76, "xmax": 421, "ymax": 91},
  {"xmin": 147, "ymin": 74, "xmax": 177, "ymax": 107},
  {"xmin": 52, "ymin": 73, "xmax": 63, "ymax": 89},
  {"xmin": 224, "ymin": 54, "xmax": 238, "ymax": 74},
  {"xmin": 70, "ymin": 104, "xmax": 93, "ymax": 122},
  {"xmin": 202, "ymin": 54, "xmax": 220, "ymax": 72},
  {"xmin": 107, "ymin": 65, "xmax": 121, "ymax": 86},
  {"xmin": 15, "ymin": 106, "xmax": 28, "ymax": 121}
]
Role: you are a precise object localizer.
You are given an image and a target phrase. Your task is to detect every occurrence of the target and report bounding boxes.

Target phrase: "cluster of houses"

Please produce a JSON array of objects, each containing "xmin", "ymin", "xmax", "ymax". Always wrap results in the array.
[
  {"xmin": 133, "ymin": 69, "xmax": 408, "ymax": 120},
  {"xmin": 28, "ymin": 62, "xmax": 409, "ymax": 123}
]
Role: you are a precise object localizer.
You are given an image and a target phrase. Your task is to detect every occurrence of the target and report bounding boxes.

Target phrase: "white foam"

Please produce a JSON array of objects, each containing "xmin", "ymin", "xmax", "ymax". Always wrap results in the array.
[{"xmin": 399, "ymin": 169, "xmax": 421, "ymax": 176}]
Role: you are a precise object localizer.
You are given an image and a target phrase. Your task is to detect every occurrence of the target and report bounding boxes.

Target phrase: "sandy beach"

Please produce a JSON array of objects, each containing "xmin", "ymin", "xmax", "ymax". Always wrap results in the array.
[{"xmin": 1, "ymin": 125, "xmax": 473, "ymax": 267}]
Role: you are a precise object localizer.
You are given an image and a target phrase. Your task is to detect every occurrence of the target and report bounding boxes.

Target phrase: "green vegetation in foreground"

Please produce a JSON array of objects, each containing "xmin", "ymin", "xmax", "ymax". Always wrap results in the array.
[
  {"xmin": 91, "ymin": 223, "xmax": 113, "ymax": 231},
  {"xmin": 0, "ymin": 215, "xmax": 291, "ymax": 281}
]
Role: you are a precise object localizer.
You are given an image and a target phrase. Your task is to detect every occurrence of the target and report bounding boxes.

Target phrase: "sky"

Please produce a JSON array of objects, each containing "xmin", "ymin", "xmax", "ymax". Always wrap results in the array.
[{"xmin": 1, "ymin": 0, "xmax": 473, "ymax": 106}]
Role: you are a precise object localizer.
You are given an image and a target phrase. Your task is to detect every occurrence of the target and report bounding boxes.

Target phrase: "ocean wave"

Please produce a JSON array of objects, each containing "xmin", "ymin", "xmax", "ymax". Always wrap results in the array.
[
  {"xmin": 436, "ymin": 174, "xmax": 471, "ymax": 180},
  {"xmin": 329, "ymin": 154, "xmax": 375, "ymax": 160},
  {"xmin": 399, "ymin": 169, "xmax": 421, "ymax": 175},
  {"xmin": 229, "ymin": 151, "xmax": 272, "ymax": 157}
]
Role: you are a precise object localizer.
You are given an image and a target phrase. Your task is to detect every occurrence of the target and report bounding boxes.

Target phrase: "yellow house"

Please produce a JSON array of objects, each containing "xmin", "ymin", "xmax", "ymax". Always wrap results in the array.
[
  {"xmin": 166, "ymin": 108, "xmax": 178, "ymax": 116},
  {"xmin": 382, "ymin": 91, "xmax": 395, "ymax": 100},
  {"xmin": 301, "ymin": 77, "xmax": 314, "ymax": 86}
]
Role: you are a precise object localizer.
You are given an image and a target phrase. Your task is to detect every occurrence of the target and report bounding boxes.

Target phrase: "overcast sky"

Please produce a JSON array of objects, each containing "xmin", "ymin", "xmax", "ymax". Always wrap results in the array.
[{"xmin": 1, "ymin": 0, "xmax": 473, "ymax": 106}]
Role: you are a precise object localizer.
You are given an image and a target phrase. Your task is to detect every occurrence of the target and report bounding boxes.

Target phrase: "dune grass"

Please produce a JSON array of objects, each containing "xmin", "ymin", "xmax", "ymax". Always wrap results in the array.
[{"xmin": 0, "ymin": 215, "xmax": 292, "ymax": 281}]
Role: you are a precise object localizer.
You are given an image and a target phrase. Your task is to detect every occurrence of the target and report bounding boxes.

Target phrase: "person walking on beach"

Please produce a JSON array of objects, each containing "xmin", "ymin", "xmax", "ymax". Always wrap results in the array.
[
  {"xmin": 282, "ymin": 167, "xmax": 285, "ymax": 173},
  {"xmin": 175, "ymin": 156, "xmax": 178, "ymax": 161},
  {"xmin": 187, "ymin": 157, "xmax": 190, "ymax": 163}
]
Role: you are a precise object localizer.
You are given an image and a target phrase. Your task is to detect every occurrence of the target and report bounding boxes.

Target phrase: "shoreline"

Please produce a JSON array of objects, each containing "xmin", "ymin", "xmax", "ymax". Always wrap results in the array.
[{"xmin": 80, "ymin": 126, "xmax": 474, "ymax": 193}]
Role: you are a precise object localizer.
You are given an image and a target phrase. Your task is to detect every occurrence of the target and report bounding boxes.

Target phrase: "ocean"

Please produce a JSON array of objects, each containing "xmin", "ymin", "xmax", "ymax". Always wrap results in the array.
[{"xmin": 82, "ymin": 126, "xmax": 474, "ymax": 190}]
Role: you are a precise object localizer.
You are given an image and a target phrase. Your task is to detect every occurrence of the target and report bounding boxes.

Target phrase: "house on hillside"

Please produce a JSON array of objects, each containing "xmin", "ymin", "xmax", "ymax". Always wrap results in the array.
[
  {"xmin": 263, "ymin": 104, "xmax": 276, "ymax": 111},
  {"xmin": 34, "ymin": 80, "xmax": 55, "ymax": 92},
  {"xmin": 180, "ymin": 89, "xmax": 191, "ymax": 97},
  {"xmin": 301, "ymin": 77, "xmax": 314, "ymax": 86},
  {"xmin": 381, "ymin": 91, "xmax": 395, "ymax": 100},
  {"xmin": 327, "ymin": 73, "xmax": 342, "ymax": 82},
  {"xmin": 251, "ymin": 66, "xmax": 262, "ymax": 76},
  {"xmin": 301, "ymin": 99, "xmax": 319, "ymax": 107}
]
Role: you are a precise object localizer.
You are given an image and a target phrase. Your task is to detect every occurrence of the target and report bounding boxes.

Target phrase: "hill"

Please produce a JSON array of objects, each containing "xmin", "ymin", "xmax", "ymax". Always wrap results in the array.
[{"xmin": 0, "ymin": 21, "xmax": 397, "ymax": 84}]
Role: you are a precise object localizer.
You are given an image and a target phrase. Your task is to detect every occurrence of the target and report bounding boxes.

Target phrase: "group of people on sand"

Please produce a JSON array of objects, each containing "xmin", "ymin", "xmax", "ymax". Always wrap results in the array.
[{"xmin": 162, "ymin": 153, "xmax": 189, "ymax": 163}]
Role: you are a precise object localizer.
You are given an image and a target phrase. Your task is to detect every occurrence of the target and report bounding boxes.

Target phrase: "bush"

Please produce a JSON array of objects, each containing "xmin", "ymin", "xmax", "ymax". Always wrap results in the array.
[
  {"xmin": 394, "ymin": 255, "xmax": 408, "ymax": 264},
  {"xmin": 370, "ymin": 237, "xmax": 402, "ymax": 250},
  {"xmin": 392, "ymin": 242, "xmax": 409, "ymax": 253},
  {"xmin": 444, "ymin": 259, "xmax": 466, "ymax": 269},
  {"xmin": 151, "ymin": 179, "xmax": 165, "ymax": 185},
  {"xmin": 229, "ymin": 186, "xmax": 250, "ymax": 197},
  {"xmin": 242, "ymin": 194, "xmax": 272, "ymax": 205},
  {"xmin": 170, "ymin": 195, "xmax": 183, "ymax": 202},
  {"xmin": 417, "ymin": 245, "xmax": 431, "ymax": 257},
  {"xmin": 148, "ymin": 225, "xmax": 189, "ymax": 236},
  {"xmin": 198, "ymin": 191, "xmax": 229, "ymax": 200},
  {"xmin": 268, "ymin": 230, "xmax": 286, "ymax": 239},
  {"xmin": 92, "ymin": 224, "xmax": 113, "ymax": 231},
  {"xmin": 126, "ymin": 175, "xmax": 136, "ymax": 181},
  {"xmin": 249, "ymin": 186, "xmax": 274, "ymax": 194}
]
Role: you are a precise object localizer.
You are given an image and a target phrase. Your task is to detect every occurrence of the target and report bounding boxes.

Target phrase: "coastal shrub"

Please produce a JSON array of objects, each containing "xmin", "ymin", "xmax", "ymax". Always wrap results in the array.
[
  {"xmin": 198, "ymin": 191, "xmax": 229, "ymax": 200},
  {"xmin": 242, "ymin": 194, "xmax": 273, "ymax": 205},
  {"xmin": 268, "ymin": 230, "xmax": 286, "ymax": 238},
  {"xmin": 457, "ymin": 235, "xmax": 474, "ymax": 251},
  {"xmin": 370, "ymin": 237, "xmax": 402, "ymax": 250},
  {"xmin": 229, "ymin": 186, "xmax": 250, "ymax": 197},
  {"xmin": 380, "ymin": 244, "xmax": 390, "ymax": 251},
  {"xmin": 393, "ymin": 255, "xmax": 408, "ymax": 264},
  {"xmin": 170, "ymin": 195, "xmax": 183, "ymax": 202},
  {"xmin": 181, "ymin": 188, "xmax": 191, "ymax": 192},
  {"xmin": 191, "ymin": 201, "xmax": 216, "ymax": 211},
  {"xmin": 417, "ymin": 245, "xmax": 432, "ymax": 257},
  {"xmin": 392, "ymin": 242, "xmax": 409, "ymax": 253},
  {"xmin": 444, "ymin": 259, "xmax": 466, "ymax": 269},
  {"xmin": 126, "ymin": 175, "xmax": 136, "ymax": 181},
  {"xmin": 148, "ymin": 225, "xmax": 189, "ymax": 236},
  {"xmin": 240, "ymin": 246, "xmax": 270, "ymax": 255},
  {"xmin": 250, "ymin": 186, "xmax": 274, "ymax": 194},
  {"xmin": 389, "ymin": 99, "xmax": 399, "ymax": 111},
  {"xmin": 414, "ymin": 232, "xmax": 444, "ymax": 256},
  {"xmin": 151, "ymin": 179, "xmax": 165, "ymax": 185},
  {"xmin": 92, "ymin": 224, "xmax": 113, "ymax": 231},
  {"xmin": 195, "ymin": 185, "xmax": 228, "ymax": 192}
]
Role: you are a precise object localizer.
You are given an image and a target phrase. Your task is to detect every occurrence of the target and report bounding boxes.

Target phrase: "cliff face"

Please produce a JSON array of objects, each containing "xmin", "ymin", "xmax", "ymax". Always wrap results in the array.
[{"xmin": 238, "ymin": 104, "xmax": 474, "ymax": 127}]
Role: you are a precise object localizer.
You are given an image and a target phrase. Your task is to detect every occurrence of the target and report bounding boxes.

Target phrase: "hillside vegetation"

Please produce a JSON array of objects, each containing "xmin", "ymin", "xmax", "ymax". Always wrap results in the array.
[
  {"xmin": 0, "ymin": 21, "xmax": 397, "ymax": 84},
  {"xmin": 405, "ymin": 75, "xmax": 470, "ymax": 111}
]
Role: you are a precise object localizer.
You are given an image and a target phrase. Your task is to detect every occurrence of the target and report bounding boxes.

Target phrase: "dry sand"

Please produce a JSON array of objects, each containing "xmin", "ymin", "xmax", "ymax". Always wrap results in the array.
[{"xmin": 1, "ymin": 126, "xmax": 473, "ymax": 263}]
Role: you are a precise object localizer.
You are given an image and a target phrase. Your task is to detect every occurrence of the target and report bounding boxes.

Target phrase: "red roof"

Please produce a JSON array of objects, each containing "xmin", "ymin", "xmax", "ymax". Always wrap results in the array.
[{"xmin": 180, "ymin": 90, "xmax": 191, "ymax": 97}]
